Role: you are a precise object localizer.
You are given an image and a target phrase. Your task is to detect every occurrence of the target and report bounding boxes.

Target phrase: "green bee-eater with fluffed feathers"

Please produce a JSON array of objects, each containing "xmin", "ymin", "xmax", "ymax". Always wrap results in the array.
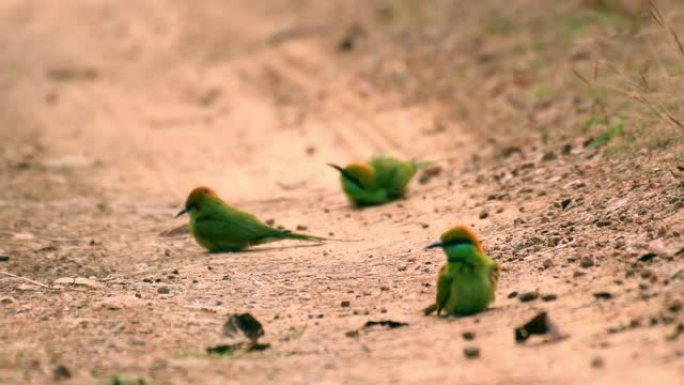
[
  {"xmin": 423, "ymin": 225, "xmax": 500, "ymax": 316},
  {"xmin": 328, "ymin": 154, "xmax": 433, "ymax": 207},
  {"xmin": 176, "ymin": 186, "xmax": 325, "ymax": 252}
]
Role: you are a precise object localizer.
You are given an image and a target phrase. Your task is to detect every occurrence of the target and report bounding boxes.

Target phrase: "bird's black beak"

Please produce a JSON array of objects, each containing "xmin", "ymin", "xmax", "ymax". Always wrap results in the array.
[
  {"xmin": 327, "ymin": 163, "xmax": 344, "ymax": 173},
  {"xmin": 425, "ymin": 241, "xmax": 443, "ymax": 250},
  {"xmin": 175, "ymin": 208, "xmax": 187, "ymax": 218}
]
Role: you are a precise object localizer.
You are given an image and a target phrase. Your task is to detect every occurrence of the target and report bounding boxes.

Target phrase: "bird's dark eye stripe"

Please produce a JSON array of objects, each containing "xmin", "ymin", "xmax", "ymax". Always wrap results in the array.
[
  {"xmin": 443, "ymin": 238, "xmax": 473, "ymax": 247},
  {"xmin": 341, "ymin": 172, "xmax": 364, "ymax": 188}
]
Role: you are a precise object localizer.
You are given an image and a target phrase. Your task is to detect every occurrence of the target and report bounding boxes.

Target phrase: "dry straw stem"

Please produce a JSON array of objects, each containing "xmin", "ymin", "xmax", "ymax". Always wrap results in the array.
[
  {"xmin": 649, "ymin": 0, "xmax": 684, "ymax": 61},
  {"xmin": 0, "ymin": 271, "xmax": 52, "ymax": 289}
]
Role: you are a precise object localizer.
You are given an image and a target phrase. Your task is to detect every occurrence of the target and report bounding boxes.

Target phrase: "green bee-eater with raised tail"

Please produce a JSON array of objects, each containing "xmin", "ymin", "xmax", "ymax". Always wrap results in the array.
[
  {"xmin": 176, "ymin": 186, "xmax": 325, "ymax": 252},
  {"xmin": 328, "ymin": 154, "xmax": 432, "ymax": 207},
  {"xmin": 423, "ymin": 225, "xmax": 500, "ymax": 316}
]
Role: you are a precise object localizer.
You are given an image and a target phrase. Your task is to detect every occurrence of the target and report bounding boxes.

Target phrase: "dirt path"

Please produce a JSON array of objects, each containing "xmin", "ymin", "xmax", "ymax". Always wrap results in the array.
[{"xmin": 1, "ymin": 1, "xmax": 682, "ymax": 384}]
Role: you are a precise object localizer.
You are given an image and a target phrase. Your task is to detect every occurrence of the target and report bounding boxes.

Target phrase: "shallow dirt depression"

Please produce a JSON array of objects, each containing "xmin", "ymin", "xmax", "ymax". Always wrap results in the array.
[{"xmin": 1, "ymin": 1, "xmax": 683, "ymax": 384}]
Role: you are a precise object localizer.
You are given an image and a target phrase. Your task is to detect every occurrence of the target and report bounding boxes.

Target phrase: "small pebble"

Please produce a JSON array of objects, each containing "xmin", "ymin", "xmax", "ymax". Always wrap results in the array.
[
  {"xmin": 580, "ymin": 257, "xmax": 594, "ymax": 268},
  {"xmin": 593, "ymin": 292, "xmax": 612, "ymax": 300},
  {"xmin": 519, "ymin": 291, "xmax": 539, "ymax": 302},
  {"xmin": 541, "ymin": 294, "xmax": 558, "ymax": 302},
  {"xmin": 463, "ymin": 346, "xmax": 480, "ymax": 359},
  {"xmin": 157, "ymin": 286, "xmax": 171, "ymax": 294},
  {"xmin": 462, "ymin": 331, "xmax": 476, "ymax": 340},
  {"xmin": 0, "ymin": 255, "xmax": 9, "ymax": 262},
  {"xmin": 479, "ymin": 210, "xmax": 489, "ymax": 219},
  {"xmin": 591, "ymin": 356, "xmax": 604, "ymax": 369},
  {"xmin": 341, "ymin": 300, "xmax": 351, "ymax": 308}
]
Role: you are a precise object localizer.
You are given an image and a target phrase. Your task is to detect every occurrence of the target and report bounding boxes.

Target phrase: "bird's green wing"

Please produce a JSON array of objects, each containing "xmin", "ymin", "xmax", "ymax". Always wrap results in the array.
[
  {"xmin": 340, "ymin": 178, "xmax": 389, "ymax": 206},
  {"xmin": 435, "ymin": 264, "xmax": 453, "ymax": 315},
  {"xmin": 371, "ymin": 156, "xmax": 417, "ymax": 197},
  {"xmin": 193, "ymin": 206, "xmax": 283, "ymax": 250}
]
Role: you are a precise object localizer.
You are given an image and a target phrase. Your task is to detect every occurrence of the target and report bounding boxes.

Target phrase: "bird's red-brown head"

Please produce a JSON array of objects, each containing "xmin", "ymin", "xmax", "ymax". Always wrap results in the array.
[
  {"xmin": 176, "ymin": 186, "xmax": 221, "ymax": 217},
  {"xmin": 426, "ymin": 225, "xmax": 486, "ymax": 256}
]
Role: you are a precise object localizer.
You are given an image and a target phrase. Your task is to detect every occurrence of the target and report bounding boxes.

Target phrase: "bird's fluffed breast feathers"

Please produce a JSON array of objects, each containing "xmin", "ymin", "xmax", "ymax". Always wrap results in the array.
[{"xmin": 440, "ymin": 225, "xmax": 485, "ymax": 254}]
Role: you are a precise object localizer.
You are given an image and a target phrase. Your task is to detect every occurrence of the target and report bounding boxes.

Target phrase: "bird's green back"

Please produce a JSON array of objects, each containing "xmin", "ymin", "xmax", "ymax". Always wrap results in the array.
[
  {"xmin": 190, "ymin": 199, "xmax": 286, "ymax": 252},
  {"xmin": 370, "ymin": 155, "xmax": 417, "ymax": 198}
]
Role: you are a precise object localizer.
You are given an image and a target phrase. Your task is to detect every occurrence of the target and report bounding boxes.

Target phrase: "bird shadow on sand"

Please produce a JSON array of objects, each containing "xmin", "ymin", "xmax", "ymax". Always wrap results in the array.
[{"xmin": 208, "ymin": 243, "xmax": 325, "ymax": 254}]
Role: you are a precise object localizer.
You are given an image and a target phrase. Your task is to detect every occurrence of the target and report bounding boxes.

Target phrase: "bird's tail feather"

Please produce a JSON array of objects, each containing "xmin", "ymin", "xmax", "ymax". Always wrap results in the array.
[
  {"xmin": 280, "ymin": 230, "xmax": 363, "ymax": 243},
  {"xmin": 413, "ymin": 159, "xmax": 437, "ymax": 169},
  {"xmin": 281, "ymin": 231, "xmax": 326, "ymax": 242}
]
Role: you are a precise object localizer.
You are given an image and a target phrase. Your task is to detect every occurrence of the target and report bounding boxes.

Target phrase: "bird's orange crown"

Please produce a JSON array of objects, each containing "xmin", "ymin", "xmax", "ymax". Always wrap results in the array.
[
  {"xmin": 185, "ymin": 186, "xmax": 220, "ymax": 207},
  {"xmin": 344, "ymin": 163, "xmax": 375, "ymax": 187},
  {"xmin": 440, "ymin": 225, "xmax": 485, "ymax": 254}
]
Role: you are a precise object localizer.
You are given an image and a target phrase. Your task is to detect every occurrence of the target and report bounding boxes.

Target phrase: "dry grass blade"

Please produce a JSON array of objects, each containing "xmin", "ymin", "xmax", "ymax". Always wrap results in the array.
[
  {"xmin": 572, "ymin": 68, "xmax": 592, "ymax": 86},
  {"xmin": 0, "ymin": 271, "xmax": 52, "ymax": 289}
]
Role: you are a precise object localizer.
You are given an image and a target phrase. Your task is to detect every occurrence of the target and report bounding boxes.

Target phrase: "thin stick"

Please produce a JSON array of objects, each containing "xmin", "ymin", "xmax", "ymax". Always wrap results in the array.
[{"xmin": 0, "ymin": 271, "xmax": 51, "ymax": 289}]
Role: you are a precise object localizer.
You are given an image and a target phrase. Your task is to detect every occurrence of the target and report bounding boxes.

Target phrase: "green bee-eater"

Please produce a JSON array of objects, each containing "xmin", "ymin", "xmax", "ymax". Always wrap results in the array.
[
  {"xmin": 328, "ymin": 154, "xmax": 431, "ymax": 206},
  {"xmin": 176, "ymin": 186, "xmax": 325, "ymax": 252},
  {"xmin": 423, "ymin": 225, "xmax": 500, "ymax": 316}
]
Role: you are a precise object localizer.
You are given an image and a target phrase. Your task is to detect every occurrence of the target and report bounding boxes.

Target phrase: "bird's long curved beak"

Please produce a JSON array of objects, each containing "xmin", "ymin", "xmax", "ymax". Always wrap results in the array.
[
  {"xmin": 425, "ymin": 241, "xmax": 443, "ymax": 250},
  {"xmin": 327, "ymin": 163, "xmax": 344, "ymax": 173},
  {"xmin": 175, "ymin": 208, "xmax": 187, "ymax": 218}
]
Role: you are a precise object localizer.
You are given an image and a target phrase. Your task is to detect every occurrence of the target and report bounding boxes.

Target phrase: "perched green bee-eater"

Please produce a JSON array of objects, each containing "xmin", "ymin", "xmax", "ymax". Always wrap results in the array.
[
  {"xmin": 423, "ymin": 225, "xmax": 500, "ymax": 316},
  {"xmin": 176, "ymin": 186, "xmax": 325, "ymax": 252},
  {"xmin": 328, "ymin": 154, "xmax": 431, "ymax": 206}
]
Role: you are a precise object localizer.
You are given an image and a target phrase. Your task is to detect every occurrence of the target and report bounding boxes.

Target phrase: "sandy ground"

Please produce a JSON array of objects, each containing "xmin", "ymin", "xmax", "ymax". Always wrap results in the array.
[{"xmin": 0, "ymin": 1, "xmax": 682, "ymax": 384}]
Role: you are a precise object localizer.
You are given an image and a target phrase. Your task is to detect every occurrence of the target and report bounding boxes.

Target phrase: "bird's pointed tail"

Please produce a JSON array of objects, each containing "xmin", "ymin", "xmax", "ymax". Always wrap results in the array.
[
  {"xmin": 413, "ymin": 159, "xmax": 437, "ymax": 170},
  {"xmin": 280, "ymin": 231, "xmax": 326, "ymax": 242}
]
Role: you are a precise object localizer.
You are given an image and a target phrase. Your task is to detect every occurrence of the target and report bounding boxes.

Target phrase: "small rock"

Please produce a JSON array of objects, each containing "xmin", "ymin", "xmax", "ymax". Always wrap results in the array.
[
  {"xmin": 265, "ymin": 219, "xmax": 275, "ymax": 226},
  {"xmin": 515, "ymin": 311, "xmax": 561, "ymax": 343},
  {"xmin": 638, "ymin": 253, "xmax": 657, "ymax": 262},
  {"xmin": 296, "ymin": 225, "xmax": 308, "ymax": 231},
  {"xmin": 573, "ymin": 270, "xmax": 586, "ymax": 278},
  {"xmin": 0, "ymin": 255, "xmax": 9, "ymax": 262},
  {"xmin": 519, "ymin": 291, "xmax": 540, "ymax": 302},
  {"xmin": 55, "ymin": 277, "xmax": 103, "ymax": 289},
  {"xmin": 667, "ymin": 301, "xmax": 682, "ymax": 313},
  {"xmin": 362, "ymin": 320, "xmax": 408, "ymax": 330},
  {"xmin": 418, "ymin": 166, "xmax": 443, "ymax": 185},
  {"xmin": 542, "ymin": 151, "xmax": 557, "ymax": 161},
  {"xmin": 507, "ymin": 291, "xmax": 518, "ymax": 299},
  {"xmin": 542, "ymin": 294, "xmax": 558, "ymax": 302},
  {"xmin": 591, "ymin": 356, "xmax": 604, "ymax": 369},
  {"xmin": 560, "ymin": 199, "xmax": 573, "ymax": 210},
  {"xmin": 593, "ymin": 292, "xmax": 612, "ymax": 300},
  {"xmin": 224, "ymin": 313, "xmax": 265, "ymax": 343},
  {"xmin": 463, "ymin": 346, "xmax": 480, "ymax": 359},
  {"xmin": 561, "ymin": 143, "xmax": 573, "ymax": 155},
  {"xmin": 580, "ymin": 257, "xmax": 594, "ymax": 268},
  {"xmin": 53, "ymin": 365, "xmax": 71, "ymax": 381},
  {"xmin": 12, "ymin": 232, "xmax": 35, "ymax": 241},
  {"xmin": 542, "ymin": 259, "xmax": 554, "ymax": 269},
  {"xmin": 157, "ymin": 286, "xmax": 171, "ymax": 294},
  {"xmin": 340, "ymin": 300, "xmax": 351, "ymax": 308},
  {"xmin": 479, "ymin": 210, "xmax": 489, "ymax": 219},
  {"xmin": 462, "ymin": 331, "xmax": 476, "ymax": 340},
  {"xmin": 345, "ymin": 330, "xmax": 359, "ymax": 338}
]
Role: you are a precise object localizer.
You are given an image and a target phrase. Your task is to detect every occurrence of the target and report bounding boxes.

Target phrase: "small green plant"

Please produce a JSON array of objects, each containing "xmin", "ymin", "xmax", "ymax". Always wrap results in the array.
[{"xmin": 589, "ymin": 119, "xmax": 625, "ymax": 147}]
